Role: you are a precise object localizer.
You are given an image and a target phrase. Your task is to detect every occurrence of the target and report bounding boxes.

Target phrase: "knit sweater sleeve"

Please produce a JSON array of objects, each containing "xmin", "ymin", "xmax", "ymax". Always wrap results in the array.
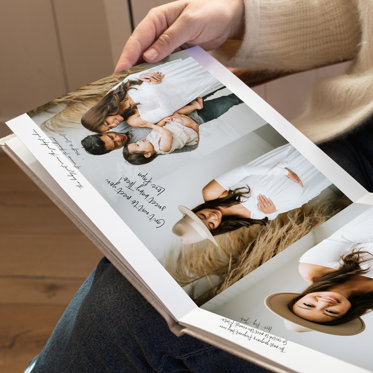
[{"xmin": 212, "ymin": 0, "xmax": 361, "ymax": 72}]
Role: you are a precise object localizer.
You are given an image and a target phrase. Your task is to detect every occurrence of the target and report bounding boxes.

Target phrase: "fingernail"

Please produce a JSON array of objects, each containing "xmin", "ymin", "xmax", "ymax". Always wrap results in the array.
[
  {"xmin": 114, "ymin": 62, "xmax": 129, "ymax": 74},
  {"xmin": 144, "ymin": 48, "xmax": 158, "ymax": 61}
]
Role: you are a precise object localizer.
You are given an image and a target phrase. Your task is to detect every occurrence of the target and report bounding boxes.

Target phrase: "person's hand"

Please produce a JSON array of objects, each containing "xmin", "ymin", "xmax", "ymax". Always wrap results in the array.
[
  {"xmin": 257, "ymin": 194, "xmax": 277, "ymax": 214},
  {"xmin": 138, "ymin": 72, "xmax": 165, "ymax": 84},
  {"xmin": 157, "ymin": 116, "xmax": 172, "ymax": 126},
  {"xmin": 285, "ymin": 167, "xmax": 304, "ymax": 187},
  {"xmin": 115, "ymin": 0, "xmax": 245, "ymax": 72}
]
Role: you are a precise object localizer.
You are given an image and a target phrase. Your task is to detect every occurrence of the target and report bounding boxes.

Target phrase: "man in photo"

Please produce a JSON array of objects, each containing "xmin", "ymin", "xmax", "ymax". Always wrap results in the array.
[
  {"xmin": 122, "ymin": 93, "xmax": 242, "ymax": 164},
  {"xmin": 81, "ymin": 93, "xmax": 242, "ymax": 161},
  {"xmin": 81, "ymin": 132, "xmax": 130, "ymax": 155}
]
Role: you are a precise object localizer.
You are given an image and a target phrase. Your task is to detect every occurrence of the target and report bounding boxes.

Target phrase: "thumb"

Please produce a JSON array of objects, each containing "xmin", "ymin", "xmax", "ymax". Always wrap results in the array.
[{"xmin": 143, "ymin": 17, "xmax": 195, "ymax": 62}]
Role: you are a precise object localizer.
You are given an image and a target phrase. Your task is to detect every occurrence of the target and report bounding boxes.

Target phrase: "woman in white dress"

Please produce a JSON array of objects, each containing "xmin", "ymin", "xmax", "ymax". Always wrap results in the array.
[
  {"xmin": 172, "ymin": 144, "xmax": 331, "ymax": 244},
  {"xmin": 81, "ymin": 57, "xmax": 223, "ymax": 132},
  {"xmin": 266, "ymin": 211, "xmax": 373, "ymax": 335}
]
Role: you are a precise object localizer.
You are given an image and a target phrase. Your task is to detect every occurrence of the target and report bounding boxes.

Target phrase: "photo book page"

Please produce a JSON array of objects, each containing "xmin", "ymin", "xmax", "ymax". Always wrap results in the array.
[{"xmin": 4, "ymin": 47, "xmax": 372, "ymax": 372}]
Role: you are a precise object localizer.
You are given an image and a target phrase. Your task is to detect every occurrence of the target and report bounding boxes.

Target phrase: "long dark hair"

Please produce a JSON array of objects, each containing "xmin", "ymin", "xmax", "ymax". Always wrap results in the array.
[
  {"xmin": 289, "ymin": 250, "xmax": 373, "ymax": 325},
  {"xmin": 192, "ymin": 187, "xmax": 268, "ymax": 236},
  {"xmin": 81, "ymin": 80, "xmax": 142, "ymax": 132}
]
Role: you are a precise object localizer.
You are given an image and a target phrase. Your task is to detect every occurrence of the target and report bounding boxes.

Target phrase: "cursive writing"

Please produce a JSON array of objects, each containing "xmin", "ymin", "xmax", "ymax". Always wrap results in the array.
[
  {"xmin": 32, "ymin": 130, "xmax": 83, "ymax": 189},
  {"xmin": 219, "ymin": 318, "xmax": 287, "ymax": 353},
  {"xmin": 50, "ymin": 136, "xmax": 81, "ymax": 168},
  {"xmin": 105, "ymin": 173, "xmax": 167, "ymax": 228}
]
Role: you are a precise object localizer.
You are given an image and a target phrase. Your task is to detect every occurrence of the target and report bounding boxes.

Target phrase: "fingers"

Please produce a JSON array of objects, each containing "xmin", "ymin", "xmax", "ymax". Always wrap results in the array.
[
  {"xmin": 257, "ymin": 194, "xmax": 272, "ymax": 205},
  {"xmin": 152, "ymin": 72, "xmax": 164, "ymax": 82},
  {"xmin": 142, "ymin": 14, "xmax": 197, "ymax": 63},
  {"xmin": 292, "ymin": 172, "xmax": 303, "ymax": 187},
  {"xmin": 115, "ymin": 34, "xmax": 146, "ymax": 72},
  {"xmin": 257, "ymin": 194, "xmax": 266, "ymax": 209},
  {"xmin": 257, "ymin": 194, "xmax": 276, "ymax": 214},
  {"xmin": 286, "ymin": 168, "xmax": 304, "ymax": 187},
  {"xmin": 139, "ymin": 72, "xmax": 164, "ymax": 84},
  {"xmin": 154, "ymin": 72, "xmax": 164, "ymax": 79},
  {"xmin": 114, "ymin": 2, "xmax": 187, "ymax": 72}
]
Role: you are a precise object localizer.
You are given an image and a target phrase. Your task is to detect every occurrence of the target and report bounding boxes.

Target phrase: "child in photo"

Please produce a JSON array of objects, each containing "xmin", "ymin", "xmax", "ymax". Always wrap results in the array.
[{"xmin": 122, "ymin": 93, "xmax": 242, "ymax": 164}]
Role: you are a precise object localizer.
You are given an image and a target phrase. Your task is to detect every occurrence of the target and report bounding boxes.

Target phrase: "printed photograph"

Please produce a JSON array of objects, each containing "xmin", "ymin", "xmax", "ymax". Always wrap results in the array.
[
  {"xmin": 29, "ymin": 51, "xmax": 351, "ymax": 305},
  {"xmin": 202, "ymin": 206, "xmax": 373, "ymax": 370}
]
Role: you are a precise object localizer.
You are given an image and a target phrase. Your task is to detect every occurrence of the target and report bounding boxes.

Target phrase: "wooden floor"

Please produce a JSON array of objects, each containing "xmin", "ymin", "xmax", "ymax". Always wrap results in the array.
[{"xmin": 0, "ymin": 151, "xmax": 102, "ymax": 372}]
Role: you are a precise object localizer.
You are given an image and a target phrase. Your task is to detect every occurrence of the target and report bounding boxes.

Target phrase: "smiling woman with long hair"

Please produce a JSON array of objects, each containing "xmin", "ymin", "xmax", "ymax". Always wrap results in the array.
[
  {"xmin": 289, "ymin": 250, "xmax": 373, "ymax": 325},
  {"xmin": 81, "ymin": 57, "xmax": 223, "ymax": 133},
  {"xmin": 173, "ymin": 143, "xmax": 331, "ymax": 245},
  {"xmin": 81, "ymin": 79, "xmax": 142, "ymax": 132},
  {"xmin": 266, "ymin": 214, "xmax": 373, "ymax": 335},
  {"xmin": 191, "ymin": 187, "xmax": 269, "ymax": 236}
]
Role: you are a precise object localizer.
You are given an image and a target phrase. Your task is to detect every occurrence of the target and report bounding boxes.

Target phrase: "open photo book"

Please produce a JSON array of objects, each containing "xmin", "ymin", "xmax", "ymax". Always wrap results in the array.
[{"xmin": 2, "ymin": 47, "xmax": 373, "ymax": 372}]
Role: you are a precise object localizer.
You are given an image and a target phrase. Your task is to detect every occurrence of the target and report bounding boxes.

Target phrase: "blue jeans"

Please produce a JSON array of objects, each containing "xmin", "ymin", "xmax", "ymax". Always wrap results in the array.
[{"xmin": 28, "ymin": 258, "xmax": 270, "ymax": 373}]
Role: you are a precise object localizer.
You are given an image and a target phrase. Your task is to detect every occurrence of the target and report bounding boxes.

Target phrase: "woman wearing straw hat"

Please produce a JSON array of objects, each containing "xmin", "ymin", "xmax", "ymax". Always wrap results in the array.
[
  {"xmin": 265, "ymin": 215, "xmax": 373, "ymax": 336},
  {"xmin": 172, "ymin": 143, "xmax": 331, "ymax": 245}
]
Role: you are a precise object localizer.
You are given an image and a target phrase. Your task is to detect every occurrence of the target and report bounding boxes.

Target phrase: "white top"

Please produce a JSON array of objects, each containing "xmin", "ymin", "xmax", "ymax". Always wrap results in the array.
[
  {"xmin": 146, "ymin": 121, "xmax": 198, "ymax": 154},
  {"xmin": 122, "ymin": 57, "xmax": 223, "ymax": 123},
  {"xmin": 300, "ymin": 209, "xmax": 373, "ymax": 278},
  {"xmin": 215, "ymin": 143, "xmax": 331, "ymax": 220}
]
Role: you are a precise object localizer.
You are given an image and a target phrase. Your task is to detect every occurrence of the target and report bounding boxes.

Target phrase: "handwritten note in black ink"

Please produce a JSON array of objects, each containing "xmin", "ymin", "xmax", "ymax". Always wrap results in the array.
[
  {"xmin": 219, "ymin": 318, "xmax": 287, "ymax": 353},
  {"xmin": 50, "ymin": 136, "xmax": 81, "ymax": 169},
  {"xmin": 31, "ymin": 129, "xmax": 83, "ymax": 189},
  {"xmin": 239, "ymin": 316, "xmax": 273, "ymax": 334},
  {"xmin": 105, "ymin": 171, "xmax": 166, "ymax": 229}
]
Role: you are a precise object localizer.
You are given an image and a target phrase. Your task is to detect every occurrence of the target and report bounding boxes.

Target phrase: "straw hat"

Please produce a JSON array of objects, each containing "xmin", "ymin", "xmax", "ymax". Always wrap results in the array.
[
  {"xmin": 172, "ymin": 205, "xmax": 218, "ymax": 246},
  {"xmin": 265, "ymin": 292, "xmax": 365, "ymax": 336}
]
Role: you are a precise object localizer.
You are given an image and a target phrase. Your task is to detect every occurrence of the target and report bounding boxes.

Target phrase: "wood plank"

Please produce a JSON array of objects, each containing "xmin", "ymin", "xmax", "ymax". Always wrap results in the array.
[
  {"xmin": 0, "ymin": 233, "xmax": 101, "ymax": 278},
  {"xmin": 0, "ymin": 153, "xmax": 102, "ymax": 277},
  {"xmin": 0, "ymin": 304, "xmax": 66, "ymax": 373},
  {"xmin": 0, "ymin": 149, "xmax": 100, "ymax": 371},
  {"xmin": 0, "ymin": 277, "xmax": 84, "ymax": 305}
]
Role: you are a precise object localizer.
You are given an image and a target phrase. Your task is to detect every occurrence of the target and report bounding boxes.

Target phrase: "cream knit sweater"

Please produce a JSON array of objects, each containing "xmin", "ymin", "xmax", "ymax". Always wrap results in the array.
[{"xmin": 214, "ymin": 0, "xmax": 373, "ymax": 143}]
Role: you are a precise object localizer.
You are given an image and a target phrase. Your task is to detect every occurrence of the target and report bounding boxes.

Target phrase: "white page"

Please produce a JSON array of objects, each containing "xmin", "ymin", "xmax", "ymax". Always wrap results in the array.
[{"xmin": 179, "ymin": 308, "xmax": 369, "ymax": 373}]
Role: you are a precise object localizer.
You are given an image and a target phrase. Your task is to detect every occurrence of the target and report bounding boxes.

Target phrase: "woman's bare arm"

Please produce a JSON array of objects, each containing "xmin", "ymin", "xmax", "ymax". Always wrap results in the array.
[
  {"xmin": 298, "ymin": 263, "xmax": 335, "ymax": 284},
  {"xmin": 202, "ymin": 180, "xmax": 227, "ymax": 201},
  {"xmin": 126, "ymin": 114, "xmax": 154, "ymax": 128},
  {"xmin": 156, "ymin": 117, "xmax": 172, "ymax": 127}
]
